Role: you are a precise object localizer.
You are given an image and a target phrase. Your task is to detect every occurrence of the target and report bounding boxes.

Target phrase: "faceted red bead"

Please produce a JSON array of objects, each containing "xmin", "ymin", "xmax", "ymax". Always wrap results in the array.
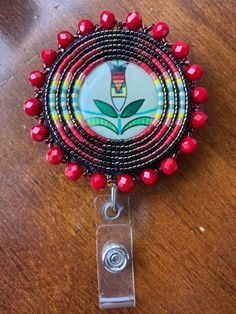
[
  {"xmin": 57, "ymin": 31, "xmax": 74, "ymax": 48},
  {"xmin": 78, "ymin": 19, "xmax": 95, "ymax": 35},
  {"xmin": 100, "ymin": 11, "xmax": 116, "ymax": 29},
  {"xmin": 117, "ymin": 174, "xmax": 134, "ymax": 193},
  {"xmin": 90, "ymin": 173, "xmax": 107, "ymax": 190},
  {"xmin": 65, "ymin": 162, "xmax": 83, "ymax": 181},
  {"xmin": 185, "ymin": 64, "xmax": 203, "ymax": 81},
  {"xmin": 171, "ymin": 41, "xmax": 190, "ymax": 59},
  {"xmin": 191, "ymin": 87, "xmax": 208, "ymax": 104},
  {"xmin": 190, "ymin": 111, "xmax": 208, "ymax": 129},
  {"xmin": 161, "ymin": 158, "xmax": 178, "ymax": 176},
  {"xmin": 30, "ymin": 124, "xmax": 49, "ymax": 141},
  {"xmin": 28, "ymin": 71, "xmax": 46, "ymax": 88},
  {"xmin": 140, "ymin": 168, "xmax": 158, "ymax": 185},
  {"xmin": 180, "ymin": 136, "xmax": 197, "ymax": 154},
  {"xmin": 23, "ymin": 98, "xmax": 42, "ymax": 116},
  {"xmin": 152, "ymin": 22, "xmax": 169, "ymax": 40},
  {"xmin": 46, "ymin": 146, "xmax": 64, "ymax": 165},
  {"xmin": 126, "ymin": 12, "xmax": 142, "ymax": 30},
  {"xmin": 40, "ymin": 48, "xmax": 57, "ymax": 67}
]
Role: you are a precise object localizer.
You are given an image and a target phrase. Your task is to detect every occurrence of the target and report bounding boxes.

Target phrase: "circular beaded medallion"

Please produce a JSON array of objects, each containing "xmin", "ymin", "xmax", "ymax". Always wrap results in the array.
[{"xmin": 25, "ymin": 12, "xmax": 208, "ymax": 191}]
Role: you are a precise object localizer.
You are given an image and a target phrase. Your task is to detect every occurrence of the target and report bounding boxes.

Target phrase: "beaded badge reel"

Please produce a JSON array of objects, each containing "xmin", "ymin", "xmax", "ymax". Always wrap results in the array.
[{"xmin": 24, "ymin": 11, "xmax": 208, "ymax": 309}]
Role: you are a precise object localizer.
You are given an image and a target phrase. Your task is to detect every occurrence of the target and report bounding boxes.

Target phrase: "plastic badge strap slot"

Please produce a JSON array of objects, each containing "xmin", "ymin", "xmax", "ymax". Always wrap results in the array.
[{"xmin": 95, "ymin": 194, "xmax": 135, "ymax": 309}]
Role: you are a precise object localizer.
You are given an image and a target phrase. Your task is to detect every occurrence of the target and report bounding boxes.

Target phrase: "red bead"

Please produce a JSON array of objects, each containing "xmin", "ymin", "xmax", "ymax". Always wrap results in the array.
[
  {"xmin": 28, "ymin": 71, "xmax": 46, "ymax": 88},
  {"xmin": 46, "ymin": 146, "xmax": 64, "ymax": 165},
  {"xmin": 40, "ymin": 48, "xmax": 57, "ymax": 67},
  {"xmin": 152, "ymin": 22, "xmax": 169, "ymax": 40},
  {"xmin": 100, "ymin": 11, "xmax": 116, "ymax": 29},
  {"xmin": 185, "ymin": 64, "xmax": 203, "ymax": 81},
  {"xmin": 161, "ymin": 158, "xmax": 178, "ymax": 176},
  {"xmin": 117, "ymin": 174, "xmax": 134, "ymax": 193},
  {"xmin": 191, "ymin": 87, "xmax": 208, "ymax": 104},
  {"xmin": 190, "ymin": 111, "xmax": 208, "ymax": 129},
  {"xmin": 57, "ymin": 31, "xmax": 74, "ymax": 48},
  {"xmin": 140, "ymin": 169, "xmax": 158, "ymax": 185},
  {"xmin": 90, "ymin": 173, "xmax": 107, "ymax": 190},
  {"xmin": 65, "ymin": 162, "xmax": 83, "ymax": 181},
  {"xmin": 171, "ymin": 41, "xmax": 189, "ymax": 59},
  {"xmin": 126, "ymin": 12, "xmax": 142, "ymax": 30},
  {"xmin": 78, "ymin": 19, "xmax": 95, "ymax": 36},
  {"xmin": 23, "ymin": 98, "xmax": 42, "ymax": 116},
  {"xmin": 30, "ymin": 124, "xmax": 49, "ymax": 141},
  {"xmin": 180, "ymin": 136, "xmax": 197, "ymax": 154}
]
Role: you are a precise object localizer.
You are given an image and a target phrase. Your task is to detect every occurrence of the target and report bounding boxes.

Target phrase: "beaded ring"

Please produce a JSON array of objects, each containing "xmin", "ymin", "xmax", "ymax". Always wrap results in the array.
[{"xmin": 24, "ymin": 11, "xmax": 208, "ymax": 192}]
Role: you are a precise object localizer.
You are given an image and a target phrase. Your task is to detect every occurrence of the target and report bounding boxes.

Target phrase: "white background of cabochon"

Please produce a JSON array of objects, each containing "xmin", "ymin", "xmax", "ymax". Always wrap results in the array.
[{"xmin": 79, "ymin": 60, "xmax": 158, "ymax": 139}]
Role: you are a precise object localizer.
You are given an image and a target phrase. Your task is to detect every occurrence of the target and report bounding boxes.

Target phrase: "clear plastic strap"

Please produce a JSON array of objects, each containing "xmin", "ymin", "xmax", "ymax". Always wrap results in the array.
[{"xmin": 95, "ymin": 190, "xmax": 135, "ymax": 309}]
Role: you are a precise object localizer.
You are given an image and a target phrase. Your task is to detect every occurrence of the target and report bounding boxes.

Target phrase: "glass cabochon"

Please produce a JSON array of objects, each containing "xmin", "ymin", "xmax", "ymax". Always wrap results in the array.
[{"xmin": 79, "ymin": 60, "xmax": 158, "ymax": 140}]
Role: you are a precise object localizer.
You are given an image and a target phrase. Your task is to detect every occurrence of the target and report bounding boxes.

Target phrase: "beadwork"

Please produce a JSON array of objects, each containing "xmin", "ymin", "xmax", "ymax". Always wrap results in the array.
[{"xmin": 25, "ymin": 12, "xmax": 208, "ymax": 190}]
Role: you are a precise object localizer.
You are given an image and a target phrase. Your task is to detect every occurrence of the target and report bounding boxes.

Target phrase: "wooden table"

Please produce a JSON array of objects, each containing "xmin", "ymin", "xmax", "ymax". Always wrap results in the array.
[{"xmin": 0, "ymin": 0, "xmax": 235, "ymax": 313}]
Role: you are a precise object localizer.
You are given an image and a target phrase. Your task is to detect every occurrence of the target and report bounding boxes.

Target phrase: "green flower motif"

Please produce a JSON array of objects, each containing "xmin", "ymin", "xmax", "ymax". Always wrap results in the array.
[
  {"xmin": 85, "ymin": 61, "xmax": 154, "ymax": 136},
  {"xmin": 90, "ymin": 99, "xmax": 149, "ymax": 135}
]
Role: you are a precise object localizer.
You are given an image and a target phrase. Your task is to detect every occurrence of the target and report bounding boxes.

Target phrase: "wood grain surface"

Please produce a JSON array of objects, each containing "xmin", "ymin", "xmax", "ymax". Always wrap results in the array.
[{"xmin": 0, "ymin": 0, "xmax": 236, "ymax": 313}]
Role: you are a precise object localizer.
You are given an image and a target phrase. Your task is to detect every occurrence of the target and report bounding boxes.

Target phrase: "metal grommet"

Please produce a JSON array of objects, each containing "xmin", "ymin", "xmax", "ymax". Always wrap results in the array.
[
  {"xmin": 102, "ymin": 201, "xmax": 123, "ymax": 221},
  {"xmin": 102, "ymin": 243, "xmax": 130, "ymax": 273},
  {"xmin": 102, "ymin": 184, "xmax": 124, "ymax": 222}
]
